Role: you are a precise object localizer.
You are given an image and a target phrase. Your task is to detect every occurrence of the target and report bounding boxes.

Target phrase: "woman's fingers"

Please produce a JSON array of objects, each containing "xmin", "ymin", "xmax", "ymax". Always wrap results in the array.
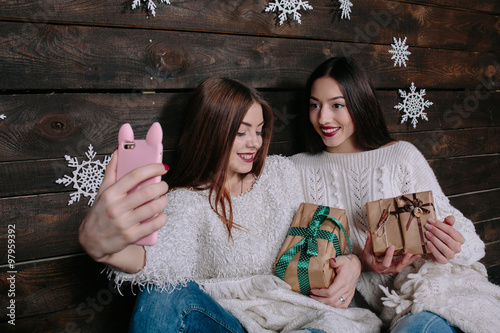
[
  {"xmin": 113, "ymin": 163, "xmax": 168, "ymax": 195},
  {"xmin": 424, "ymin": 218, "xmax": 464, "ymax": 264},
  {"xmin": 116, "ymin": 180, "xmax": 169, "ymax": 215},
  {"xmin": 128, "ymin": 194, "xmax": 169, "ymax": 226},
  {"xmin": 96, "ymin": 151, "xmax": 119, "ymax": 196},
  {"xmin": 79, "ymin": 161, "xmax": 169, "ymax": 261},
  {"xmin": 310, "ymin": 255, "xmax": 360, "ymax": 308}
]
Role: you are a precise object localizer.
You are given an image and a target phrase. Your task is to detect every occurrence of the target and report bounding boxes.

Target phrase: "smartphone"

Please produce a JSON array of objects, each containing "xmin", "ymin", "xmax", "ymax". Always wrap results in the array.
[{"xmin": 116, "ymin": 122, "xmax": 163, "ymax": 246}]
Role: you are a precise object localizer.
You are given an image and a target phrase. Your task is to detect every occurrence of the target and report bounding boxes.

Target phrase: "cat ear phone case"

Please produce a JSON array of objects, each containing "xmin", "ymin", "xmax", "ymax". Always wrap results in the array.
[{"xmin": 117, "ymin": 122, "xmax": 163, "ymax": 246}]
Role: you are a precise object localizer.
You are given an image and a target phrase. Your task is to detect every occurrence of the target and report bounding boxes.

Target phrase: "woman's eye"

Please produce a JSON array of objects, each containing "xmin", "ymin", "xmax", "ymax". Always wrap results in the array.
[
  {"xmin": 309, "ymin": 103, "xmax": 320, "ymax": 109},
  {"xmin": 333, "ymin": 103, "xmax": 345, "ymax": 109},
  {"xmin": 257, "ymin": 131, "xmax": 264, "ymax": 136},
  {"xmin": 237, "ymin": 132, "xmax": 245, "ymax": 136}
]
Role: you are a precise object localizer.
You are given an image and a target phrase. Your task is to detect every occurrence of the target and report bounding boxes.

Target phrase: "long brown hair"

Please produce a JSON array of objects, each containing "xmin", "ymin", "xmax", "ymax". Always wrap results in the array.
[
  {"xmin": 167, "ymin": 77, "xmax": 273, "ymax": 238},
  {"xmin": 301, "ymin": 57, "xmax": 393, "ymax": 154}
]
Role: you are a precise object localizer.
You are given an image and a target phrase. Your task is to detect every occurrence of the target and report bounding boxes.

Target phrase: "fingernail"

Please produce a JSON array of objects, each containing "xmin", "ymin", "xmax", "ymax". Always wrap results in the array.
[
  {"xmin": 163, "ymin": 164, "xmax": 169, "ymax": 171},
  {"xmin": 428, "ymin": 218, "xmax": 436, "ymax": 224},
  {"xmin": 331, "ymin": 258, "xmax": 336, "ymax": 263},
  {"xmin": 425, "ymin": 223, "xmax": 432, "ymax": 230},
  {"xmin": 425, "ymin": 231, "xmax": 431, "ymax": 238}
]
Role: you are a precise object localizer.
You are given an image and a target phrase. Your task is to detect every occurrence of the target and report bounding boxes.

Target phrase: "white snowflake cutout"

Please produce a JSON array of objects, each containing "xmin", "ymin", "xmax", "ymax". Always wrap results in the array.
[
  {"xmin": 389, "ymin": 37, "xmax": 411, "ymax": 67},
  {"xmin": 131, "ymin": 0, "xmax": 170, "ymax": 17},
  {"xmin": 380, "ymin": 285, "xmax": 412, "ymax": 314},
  {"xmin": 56, "ymin": 145, "xmax": 111, "ymax": 206},
  {"xmin": 394, "ymin": 82, "xmax": 433, "ymax": 129},
  {"xmin": 265, "ymin": 0, "xmax": 313, "ymax": 25},
  {"xmin": 0, "ymin": 114, "xmax": 6, "ymax": 120},
  {"xmin": 339, "ymin": 0, "xmax": 353, "ymax": 20}
]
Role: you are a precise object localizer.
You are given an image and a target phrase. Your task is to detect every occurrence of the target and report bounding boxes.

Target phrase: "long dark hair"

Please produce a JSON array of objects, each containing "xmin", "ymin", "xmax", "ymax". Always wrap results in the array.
[
  {"xmin": 167, "ymin": 77, "xmax": 273, "ymax": 238},
  {"xmin": 301, "ymin": 57, "xmax": 393, "ymax": 154}
]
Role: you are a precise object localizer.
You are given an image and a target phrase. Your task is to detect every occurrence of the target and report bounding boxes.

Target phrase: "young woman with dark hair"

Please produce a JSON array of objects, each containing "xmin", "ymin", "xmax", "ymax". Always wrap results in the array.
[
  {"xmin": 79, "ymin": 77, "xmax": 381, "ymax": 332},
  {"xmin": 300, "ymin": 57, "xmax": 392, "ymax": 154},
  {"xmin": 292, "ymin": 57, "xmax": 500, "ymax": 333}
]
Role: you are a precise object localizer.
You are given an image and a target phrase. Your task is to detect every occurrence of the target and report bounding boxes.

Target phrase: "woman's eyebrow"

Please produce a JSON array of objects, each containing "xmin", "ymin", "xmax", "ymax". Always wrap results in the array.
[
  {"xmin": 241, "ymin": 120, "xmax": 265, "ymax": 127},
  {"xmin": 310, "ymin": 96, "xmax": 345, "ymax": 101}
]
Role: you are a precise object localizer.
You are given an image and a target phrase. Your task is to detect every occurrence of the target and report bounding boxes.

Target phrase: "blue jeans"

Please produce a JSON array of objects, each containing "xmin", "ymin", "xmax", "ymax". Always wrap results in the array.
[
  {"xmin": 129, "ymin": 282, "xmax": 245, "ymax": 332},
  {"xmin": 129, "ymin": 281, "xmax": 325, "ymax": 333},
  {"xmin": 391, "ymin": 311, "xmax": 460, "ymax": 333}
]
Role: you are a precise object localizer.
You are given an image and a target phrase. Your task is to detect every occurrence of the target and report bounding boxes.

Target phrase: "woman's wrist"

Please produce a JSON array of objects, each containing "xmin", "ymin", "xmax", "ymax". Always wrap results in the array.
[{"xmin": 101, "ymin": 246, "xmax": 147, "ymax": 273}]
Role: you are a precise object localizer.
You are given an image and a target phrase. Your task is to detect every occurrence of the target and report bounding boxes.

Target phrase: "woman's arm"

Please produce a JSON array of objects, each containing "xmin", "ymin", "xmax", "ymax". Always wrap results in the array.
[
  {"xmin": 405, "ymin": 143, "xmax": 484, "ymax": 265},
  {"xmin": 78, "ymin": 151, "xmax": 169, "ymax": 272},
  {"xmin": 361, "ymin": 142, "xmax": 484, "ymax": 273}
]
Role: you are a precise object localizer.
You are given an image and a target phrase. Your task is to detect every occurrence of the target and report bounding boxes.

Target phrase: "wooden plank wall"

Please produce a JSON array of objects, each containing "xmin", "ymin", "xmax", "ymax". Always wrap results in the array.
[{"xmin": 0, "ymin": 0, "xmax": 498, "ymax": 331}]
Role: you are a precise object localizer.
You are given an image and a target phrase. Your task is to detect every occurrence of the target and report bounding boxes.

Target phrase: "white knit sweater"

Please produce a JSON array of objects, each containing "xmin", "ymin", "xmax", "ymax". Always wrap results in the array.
[
  {"xmin": 111, "ymin": 155, "xmax": 382, "ymax": 332},
  {"xmin": 291, "ymin": 141, "xmax": 500, "ymax": 332}
]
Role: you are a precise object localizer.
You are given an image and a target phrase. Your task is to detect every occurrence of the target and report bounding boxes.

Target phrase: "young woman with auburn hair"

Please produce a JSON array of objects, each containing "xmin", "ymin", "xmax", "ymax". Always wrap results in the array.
[
  {"xmin": 165, "ymin": 77, "xmax": 273, "ymax": 238},
  {"xmin": 79, "ymin": 77, "xmax": 380, "ymax": 332},
  {"xmin": 292, "ymin": 57, "xmax": 500, "ymax": 333}
]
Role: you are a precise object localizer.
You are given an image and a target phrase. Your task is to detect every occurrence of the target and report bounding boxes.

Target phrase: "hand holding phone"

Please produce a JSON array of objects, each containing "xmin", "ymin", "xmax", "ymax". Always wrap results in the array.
[{"xmin": 117, "ymin": 122, "xmax": 163, "ymax": 246}]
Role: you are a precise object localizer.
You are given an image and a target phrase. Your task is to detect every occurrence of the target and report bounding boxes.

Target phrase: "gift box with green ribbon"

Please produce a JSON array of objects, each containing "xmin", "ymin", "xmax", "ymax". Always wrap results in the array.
[
  {"xmin": 274, "ymin": 203, "xmax": 351, "ymax": 296},
  {"xmin": 366, "ymin": 191, "xmax": 436, "ymax": 257}
]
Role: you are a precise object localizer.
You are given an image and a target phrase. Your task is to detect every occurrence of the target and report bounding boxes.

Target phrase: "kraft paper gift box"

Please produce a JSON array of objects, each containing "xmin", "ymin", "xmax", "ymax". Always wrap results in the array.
[
  {"xmin": 366, "ymin": 191, "xmax": 436, "ymax": 257},
  {"xmin": 366, "ymin": 197, "xmax": 404, "ymax": 257},
  {"xmin": 274, "ymin": 203, "xmax": 351, "ymax": 295}
]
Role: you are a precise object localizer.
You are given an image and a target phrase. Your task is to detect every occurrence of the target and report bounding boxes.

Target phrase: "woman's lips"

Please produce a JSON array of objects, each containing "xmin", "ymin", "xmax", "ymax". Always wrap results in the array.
[
  {"xmin": 321, "ymin": 126, "xmax": 340, "ymax": 137},
  {"xmin": 238, "ymin": 153, "xmax": 254, "ymax": 163}
]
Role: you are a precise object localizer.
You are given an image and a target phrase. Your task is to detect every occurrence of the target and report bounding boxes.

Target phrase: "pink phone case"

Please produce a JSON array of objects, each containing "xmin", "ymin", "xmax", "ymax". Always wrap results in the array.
[{"xmin": 117, "ymin": 122, "xmax": 163, "ymax": 246}]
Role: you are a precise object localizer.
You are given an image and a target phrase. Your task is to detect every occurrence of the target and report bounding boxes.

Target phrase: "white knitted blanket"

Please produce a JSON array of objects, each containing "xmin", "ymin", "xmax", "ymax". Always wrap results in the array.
[{"xmin": 200, "ymin": 275, "xmax": 381, "ymax": 333}]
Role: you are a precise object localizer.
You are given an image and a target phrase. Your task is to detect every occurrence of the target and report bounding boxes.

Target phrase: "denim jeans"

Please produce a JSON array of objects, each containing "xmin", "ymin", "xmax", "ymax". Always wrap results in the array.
[
  {"xmin": 391, "ymin": 311, "xmax": 460, "ymax": 333},
  {"xmin": 129, "ymin": 281, "xmax": 245, "ymax": 332},
  {"xmin": 129, "ymin": 281, "xmax": 326, "ymax": 333}
]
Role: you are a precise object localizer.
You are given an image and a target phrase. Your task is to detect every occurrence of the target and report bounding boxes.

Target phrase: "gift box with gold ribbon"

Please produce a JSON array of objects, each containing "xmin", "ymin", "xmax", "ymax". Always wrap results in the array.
[
  {"xmin": 274, "ymin": 203, "xmax": 351, "ymax": 295},
  {"xmin": 366, "ymin": 191, "xmax": 436, "ymax": 257}
]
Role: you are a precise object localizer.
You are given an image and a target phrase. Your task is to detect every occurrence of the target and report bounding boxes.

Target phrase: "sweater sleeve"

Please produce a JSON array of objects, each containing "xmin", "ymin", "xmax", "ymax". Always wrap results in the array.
[
  {"xmin": 399, "ymin": 142, "xmax": 485, "ymax": 266},
  {"xmin": 266, "ymin": 155, "xmax": 305, "ymax": 206},
  {"xmin": 109, "ymin": 189, "xmax": 203, "ymax": 291}
]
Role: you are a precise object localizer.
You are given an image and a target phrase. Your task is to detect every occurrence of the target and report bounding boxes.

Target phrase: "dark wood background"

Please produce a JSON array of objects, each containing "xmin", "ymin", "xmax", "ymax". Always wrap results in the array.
[{"xmin": 0, "ymin": 0, "xmax": 498, "ymax": 331}]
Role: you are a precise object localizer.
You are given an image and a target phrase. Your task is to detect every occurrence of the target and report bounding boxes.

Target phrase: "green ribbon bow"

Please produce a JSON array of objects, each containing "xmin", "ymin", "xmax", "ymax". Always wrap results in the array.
[{"xmin": 275, "ymin": 205, "xmax": 352, "ymax": 295}]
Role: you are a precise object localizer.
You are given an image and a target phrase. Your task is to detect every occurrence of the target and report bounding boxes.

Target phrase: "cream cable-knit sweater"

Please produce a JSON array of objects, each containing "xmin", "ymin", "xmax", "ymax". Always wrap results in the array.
[
  {"xmin": 291, "ymin": 141, "xmax": 500, "ymax": 332},
  {"xmin": 111, "ymin": 155, "xmax": 382, "ymax": 332}
]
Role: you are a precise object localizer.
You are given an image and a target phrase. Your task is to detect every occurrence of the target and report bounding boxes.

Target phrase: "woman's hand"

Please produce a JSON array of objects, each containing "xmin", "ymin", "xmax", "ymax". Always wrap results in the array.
[
  {"xmin": 361, "ymin": 231, "xmax": 420, "ymax": 274},
  {"xmin": 425, "ymin": 216, "xmax": 464, "ymax": 264},
  {"xmin": 78, "ymin": 151, "xmax": 169, "ymax": 269},
  {"xmin": 309, "ymin": 254, "xmax": 361, "ymax": 308}
]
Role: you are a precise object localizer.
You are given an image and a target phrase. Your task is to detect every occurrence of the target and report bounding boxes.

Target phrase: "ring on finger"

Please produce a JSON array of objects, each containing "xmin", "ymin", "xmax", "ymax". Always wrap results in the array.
[{"xmin": 339, "ymin": 296, "xmax": 346, "ymax": 303}]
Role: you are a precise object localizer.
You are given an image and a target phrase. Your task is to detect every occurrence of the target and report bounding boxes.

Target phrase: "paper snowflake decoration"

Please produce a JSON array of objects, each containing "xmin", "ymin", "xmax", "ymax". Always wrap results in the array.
[
  {"xmin": 265, "ymin": 0, "xmax": 313, "ymax": 25},
  {"xmin": 394, "ymin": 82, "xmax": 433, "ymax": 129},
  {"xmin": 339, "ymin": 0, "xmax": 353, "ymax": 20},
  {"xmin": 0, "ymin": 114, "xmax": 6, "ymax": 120},
  {"xmin": 131, "ymin": 0, "xmax": 170, "ymax": 17},
  {"xmin": 56, "ymin": 145, "xmax": 111, "ymax": 206},
  {"xmin": 389, "ymin": 37, "xmax": 411, "ymax": 67}
]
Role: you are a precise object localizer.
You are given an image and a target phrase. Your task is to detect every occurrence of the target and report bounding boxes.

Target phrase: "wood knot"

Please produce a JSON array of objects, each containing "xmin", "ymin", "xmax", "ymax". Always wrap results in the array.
[
  {"xmin": 154, "ymin": 50, "xmax": 188, "ymax": 79},
  {"xmin": 51, "ymin": 121, "xmax": 66, "ymax": 130},
  {"xmin": 161, "ymin": 51, "xmax": 185, "ymax": 68},
  {"xmin": 485, "ymin": 65, "xmax": 497, "ymax": 78},
  {"xmin": 39, "ymin": 114, "xmax": 76, "ymax": 139}
]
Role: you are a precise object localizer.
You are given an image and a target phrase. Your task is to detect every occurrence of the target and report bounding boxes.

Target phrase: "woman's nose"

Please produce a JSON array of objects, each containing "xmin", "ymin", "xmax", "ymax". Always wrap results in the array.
[
  {"xmin": 318, "ymin": 107, "xmax": 330, "ymax": 125},
  {"xmin": 247, "ymin": 132, "xmax": 261, "ymax": 149}
]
